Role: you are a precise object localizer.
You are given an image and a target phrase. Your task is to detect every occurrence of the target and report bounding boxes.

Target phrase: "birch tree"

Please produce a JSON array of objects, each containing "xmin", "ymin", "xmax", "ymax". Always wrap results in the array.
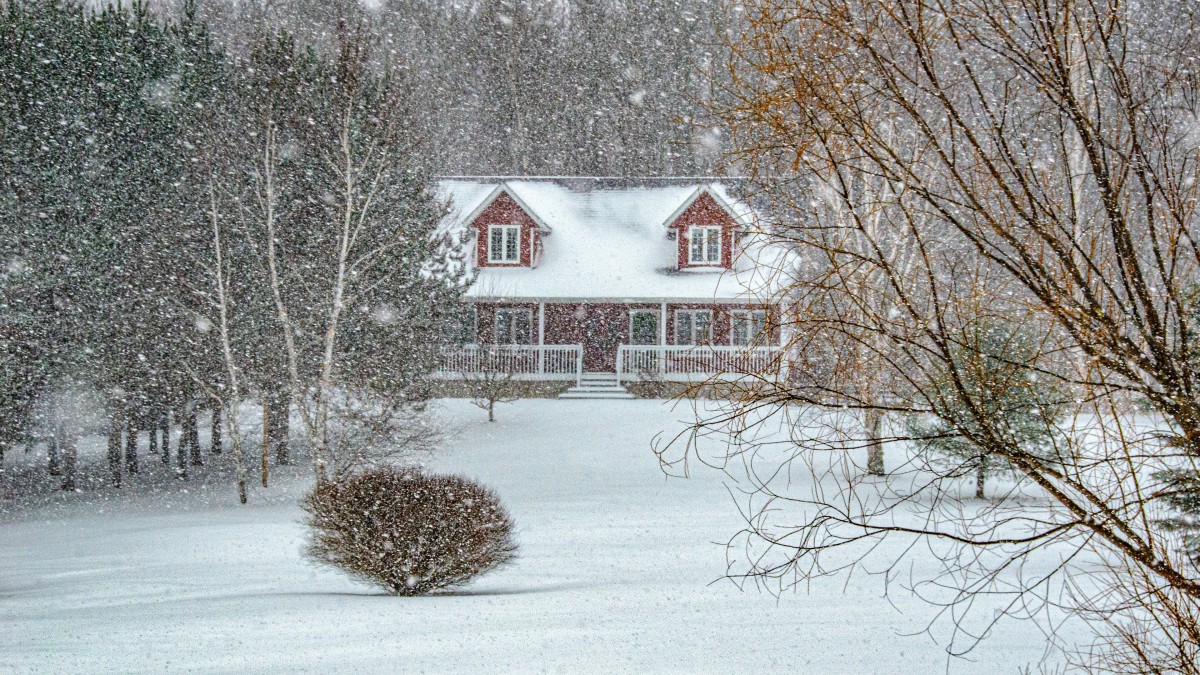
[
  {"xmin": 202, "ymin": 161, "xmax": 249, "ymax": 504},
  {"xmin": 226, "ymin": 20, "xmax": 466, "ymax": 483}
]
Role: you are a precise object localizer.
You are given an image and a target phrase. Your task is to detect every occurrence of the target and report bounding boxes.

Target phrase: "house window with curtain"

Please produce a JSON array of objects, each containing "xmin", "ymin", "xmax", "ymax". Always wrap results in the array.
[
  {"xmin": 674, "ymin": 309, "xmax": 712, "ymax": 345},
  {"xmin": 730, "ymin": 309, "xmax": 768, "ymax": 346},
  {"xmin": 494, "ymin": 308, "xmax": 533, "ymax": 345}
]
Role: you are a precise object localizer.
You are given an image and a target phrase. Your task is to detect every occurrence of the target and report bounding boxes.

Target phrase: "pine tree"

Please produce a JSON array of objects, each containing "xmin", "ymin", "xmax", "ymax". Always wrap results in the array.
[
  {"xmin": 906, "ymin": 322, "xmax": 1065, "ymax": 499},
  {"xmin": 1154, "ymin": 290, "xmax": 1200, "ymax": 564},
  {"xmin": 0, "ymin": 0, "xmax": 227, "ymax": 474}
]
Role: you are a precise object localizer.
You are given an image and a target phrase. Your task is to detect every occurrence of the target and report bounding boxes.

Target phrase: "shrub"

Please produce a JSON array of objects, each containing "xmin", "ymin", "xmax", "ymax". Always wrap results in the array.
[{"xmin": 301, "ymin": 467, "xmax": 517, "ymax": 595}]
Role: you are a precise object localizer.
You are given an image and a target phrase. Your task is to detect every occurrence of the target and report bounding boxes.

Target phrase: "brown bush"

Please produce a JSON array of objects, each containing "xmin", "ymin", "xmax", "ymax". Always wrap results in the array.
[{"xmin": 301, "ymin": 467, "xmax": 517, "ymax": 595}]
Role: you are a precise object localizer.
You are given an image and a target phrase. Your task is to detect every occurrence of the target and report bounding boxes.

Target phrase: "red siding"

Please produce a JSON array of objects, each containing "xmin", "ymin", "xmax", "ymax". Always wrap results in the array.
[
  {"xmin": 471, "ymin": 192, "xmax": 542, "ymax": 268},
  {"xmin": 477, "ymin": 302, "xmax": 777, "ymax": 348},
  {"xmin": 670, "ymin": 192, "xmax": 738, "ymax": 270},
  {"xmin": 542, "ymin": 303, "xmax": 663, "ymax": 370}
]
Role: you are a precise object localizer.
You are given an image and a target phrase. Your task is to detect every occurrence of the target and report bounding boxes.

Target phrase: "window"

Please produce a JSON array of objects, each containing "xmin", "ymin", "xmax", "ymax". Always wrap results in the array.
[
  {"xmin": 688, "ymin": 226, "xmax": 722, "ymax": 265},
  {"xmin": 494, "ymin": 307, "xmax": 533, "ymax": 344},
  {"xmin": 730, "ymin": 310, "xmax": 769, "ymax": 346},
  {"xmin": 444, "ymin": 304, "xmax": 477, "ymax": 345},
  {"xmin": 488, "ymin": 224, "xmax": 521, "ymax": 264},
  {"xmin": 674, "ymin": 309, "xmax": 712, "ymax": 345}
]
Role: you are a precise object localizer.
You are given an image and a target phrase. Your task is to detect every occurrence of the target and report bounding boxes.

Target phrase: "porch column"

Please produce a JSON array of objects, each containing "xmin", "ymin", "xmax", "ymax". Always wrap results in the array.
[
  {"xmin": 659, "ymin": 302, "xmax": 667, "ymax": 345},
  {"xmin": 538, "ymin": 301, "xmax": 545, "ymax": 375},
  {"xmin": 777, "ymin": 299, "xmax": 793, "ymax": 383},
  {"xmin": 660, "ymin": 301, "xmax": 668, "ymax": 377}
]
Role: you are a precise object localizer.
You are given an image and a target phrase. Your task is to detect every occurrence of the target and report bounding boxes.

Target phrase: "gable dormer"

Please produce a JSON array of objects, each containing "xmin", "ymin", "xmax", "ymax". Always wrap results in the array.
[
  {"xmin": 665, "ymin": 187, "xmax": 743, "ymax": 270},
  {"xmin": 465, "ymin": 185, "xmax": 551, "ymax": 268}
]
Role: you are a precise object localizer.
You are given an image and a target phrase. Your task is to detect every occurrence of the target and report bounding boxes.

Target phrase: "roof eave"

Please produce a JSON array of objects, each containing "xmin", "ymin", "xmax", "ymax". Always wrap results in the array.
[
  {"xmin": 660, "ymin": 184, "xmax": 753, "ymax": 232},
  {"xmin": 455, "ymin": 182, "xmax": 554, "ymax": 234}
]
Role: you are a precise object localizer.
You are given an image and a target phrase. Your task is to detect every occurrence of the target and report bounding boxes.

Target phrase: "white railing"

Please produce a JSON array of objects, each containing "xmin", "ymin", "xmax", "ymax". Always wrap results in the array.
[
  {"xmin": 616, "ymin": 345, "xmax": 782, "ymax": 385},
  {"xmin": 436, "ymin": 344, "xmax": 584, "ymax": 383}
]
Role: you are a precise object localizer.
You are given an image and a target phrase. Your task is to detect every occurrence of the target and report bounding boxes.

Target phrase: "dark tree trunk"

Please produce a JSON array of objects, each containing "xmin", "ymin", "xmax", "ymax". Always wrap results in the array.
[
  {"xmin": 147, "ymin": 404, "xmax": 159, "ymax": 454},
  {"xmin": 187, "ymin": 404, "xmax": 201, "ymax": 466},
  {"xmin": 48, "ymin": 429, "xmax": 62, "ymax": 476},
  {"xmin": 160, "ymin": 408, "xmax": 170, "ymax": 465},
  {"xmin": 125, "ymin": 418, "xmax": 138, "ymax": 475},
  {"xmin": 268, "ymin": 388, "xmax": 289, "ymax": 466},
  {"xmin": 488, "ymin": 399, "xmax": 495, "ymax": 422},
  {"xmin": 61, "ymin": 434, "xmax": 77, "ymax": 491},
  {"xmin": 175, "ymin": 406, "xmax": 188, "ymax": 479},
  {"xmin": 976, "ymin": 462, "xmax": 986, "ymax": 499},
  {"xmin": 865, "ymin": 409, "xmax": 885, "ymax": 476},
  {"xmin": 210, "ymin": 406, "xmax": 222, "ymax": 455},
  {"xmin": 107, "ymin": 405, "xmax": 123, "ymax": 488}
]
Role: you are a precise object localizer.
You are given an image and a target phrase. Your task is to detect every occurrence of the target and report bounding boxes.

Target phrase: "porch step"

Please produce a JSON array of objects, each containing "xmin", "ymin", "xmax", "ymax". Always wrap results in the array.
[
  {"xmin": 559, "ymin": 389, "xmax": 637, "ymax": 400},
  {"xmin": 579, "ymin": 373, "xmax": 619, "ymax": 382},
  {"xmin": 559, "ymin": 374, "xmax": 636, "ymax": 399}
]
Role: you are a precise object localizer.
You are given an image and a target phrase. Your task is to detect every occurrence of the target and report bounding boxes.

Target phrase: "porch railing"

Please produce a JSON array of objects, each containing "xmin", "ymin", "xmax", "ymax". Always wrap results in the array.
[
  {"xmin": 436, "ymin": 344, "xmax": 584, "ymax": 384},
  {"xmin": 616, "ymin": 345, "xmax": 782, "ymax": 386}
]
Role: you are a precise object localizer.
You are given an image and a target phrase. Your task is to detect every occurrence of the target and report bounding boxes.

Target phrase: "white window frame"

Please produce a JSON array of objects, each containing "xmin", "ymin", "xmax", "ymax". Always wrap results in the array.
[
  {"xmin": 688, "ymin": 226, "xmax": 722, "ymax": 265},
  {"xmin": 494, "ymin": 307, "xmax": 533, "ymax": 345},
  {"xmin": 730, "ymin": 309, "xmax": 769, "ymax": 346},
  {"xmin": 487, "ymin": 224, "xmax": 521, "ymax": 264},
  {"xmin": 674, "ymin": 309, "xmax": 712, "ymax": 346}
]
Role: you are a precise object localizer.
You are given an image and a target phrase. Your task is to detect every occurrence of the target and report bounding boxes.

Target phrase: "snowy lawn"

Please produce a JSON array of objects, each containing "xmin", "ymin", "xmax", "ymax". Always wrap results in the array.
[{"xmin": 1, "ymin": 399, "xmax": 1081, "ymax": 673}]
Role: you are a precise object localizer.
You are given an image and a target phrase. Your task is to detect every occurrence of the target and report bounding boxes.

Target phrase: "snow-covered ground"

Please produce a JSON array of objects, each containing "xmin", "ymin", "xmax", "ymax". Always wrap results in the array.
[{"xmin": 1, "ymin": 399, "xmax": 1083, "ymax": 673}]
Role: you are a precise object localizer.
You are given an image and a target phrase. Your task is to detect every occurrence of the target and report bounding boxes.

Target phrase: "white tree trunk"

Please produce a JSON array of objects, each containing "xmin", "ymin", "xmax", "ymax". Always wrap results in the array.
[{"xmin": 209, "ymin": 169, "xmax": 248, "ymax": 504}]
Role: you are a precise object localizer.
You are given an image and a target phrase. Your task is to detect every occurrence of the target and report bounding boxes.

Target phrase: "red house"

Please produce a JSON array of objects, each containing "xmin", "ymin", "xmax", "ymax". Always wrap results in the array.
[{"xmin": 436, "ymin": 178, "xmax": 785, "ymax": 397}]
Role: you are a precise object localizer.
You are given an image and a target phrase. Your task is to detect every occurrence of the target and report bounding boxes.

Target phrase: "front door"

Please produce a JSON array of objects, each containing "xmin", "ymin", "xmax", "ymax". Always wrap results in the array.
[
  {"xmin": 628, "ymin": 310, "xmax": 660, "ymax": 375},
  {"xmin": 630, "ymin": 311, "xmax": 658, "ymax": 345},
  {"xmin": 582, "ymin": 306, "xmax": 624, "ymax": 371}
]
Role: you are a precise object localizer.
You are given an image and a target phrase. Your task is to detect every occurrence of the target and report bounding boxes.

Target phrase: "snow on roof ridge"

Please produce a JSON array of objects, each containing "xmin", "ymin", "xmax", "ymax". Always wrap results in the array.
[{"xmin": 438, "ymin": 176, "xmax": 749, "ymax": 194}]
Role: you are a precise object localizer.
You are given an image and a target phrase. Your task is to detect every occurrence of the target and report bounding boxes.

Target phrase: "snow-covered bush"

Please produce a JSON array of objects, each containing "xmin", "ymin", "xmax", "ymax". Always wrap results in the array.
[{"xmin": 301, "ymin": 468, "xmax": 517, "ymax": 595}]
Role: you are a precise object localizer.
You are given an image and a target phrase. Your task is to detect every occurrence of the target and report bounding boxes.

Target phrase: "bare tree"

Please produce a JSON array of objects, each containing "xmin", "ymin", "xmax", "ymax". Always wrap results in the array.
[
  {"xmin": 689, "ymin": 0, "xmax": 1200, "ymax": 667},
  {"xmin": 467, "ymin": 347, "xmax": 522, "ymax": 423},
  {"xmin": 269, "ymin": 21, "xmax": 456, "ymax": 482}
]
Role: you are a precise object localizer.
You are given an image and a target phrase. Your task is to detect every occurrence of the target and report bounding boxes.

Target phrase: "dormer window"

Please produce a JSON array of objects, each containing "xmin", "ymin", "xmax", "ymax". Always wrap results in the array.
[
  {"xmin": 488, "ymin": 224, "xmax": 521, "ymax": 264},
  {"xmin": 688, "ymin": 226, "xmax": 721, "ymax": 265}
]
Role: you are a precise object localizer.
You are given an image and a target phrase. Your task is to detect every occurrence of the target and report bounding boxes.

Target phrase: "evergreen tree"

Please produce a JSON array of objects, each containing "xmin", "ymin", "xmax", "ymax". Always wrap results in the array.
[
  {"xmin": 906, "ymin": 322, "xmax": 1065, "ymax": 499},
  {"xmin": 0, "ymin": 0, "xmax": 227, "ymax": 479},
  {"xmin": 199, "ymin": 0, "xmax": 728, "ymax": 176},
  {"xmin": 1155, "ymin": 290, "xmax": 1200, "ymax": 565}
]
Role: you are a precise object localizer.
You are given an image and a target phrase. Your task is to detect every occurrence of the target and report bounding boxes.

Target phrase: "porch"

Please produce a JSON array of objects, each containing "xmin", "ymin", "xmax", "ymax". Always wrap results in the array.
[
  {"xmin": 433, "ymin": 343, "xmax": 784, "ymax": 387},
  {"xmin": 452, "ymin": 299, "xmax": 782, "ymax": 377}
]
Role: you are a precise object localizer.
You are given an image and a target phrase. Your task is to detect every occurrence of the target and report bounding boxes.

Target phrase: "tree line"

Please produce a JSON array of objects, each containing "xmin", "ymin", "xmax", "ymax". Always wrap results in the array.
[
  {"xmin": 190, "ymin": 0, "xmax": 729, "ymax": 177},
  {"xmin": 0, "ymin": 0, "xmax": 467, "ymax": 496}
]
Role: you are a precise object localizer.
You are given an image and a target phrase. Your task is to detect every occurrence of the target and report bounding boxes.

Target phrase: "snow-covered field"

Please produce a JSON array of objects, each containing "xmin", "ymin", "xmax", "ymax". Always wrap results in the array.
[{"xmin": 1, "ymin": 399, "xmax": 1082, "ymax": 673}]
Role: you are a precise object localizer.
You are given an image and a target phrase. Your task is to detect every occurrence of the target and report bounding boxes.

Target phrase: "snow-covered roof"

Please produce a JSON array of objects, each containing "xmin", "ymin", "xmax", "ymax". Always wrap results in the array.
[{"xmin": 438, "ymin": 178, "xmax": 787, "ymax": 303}]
